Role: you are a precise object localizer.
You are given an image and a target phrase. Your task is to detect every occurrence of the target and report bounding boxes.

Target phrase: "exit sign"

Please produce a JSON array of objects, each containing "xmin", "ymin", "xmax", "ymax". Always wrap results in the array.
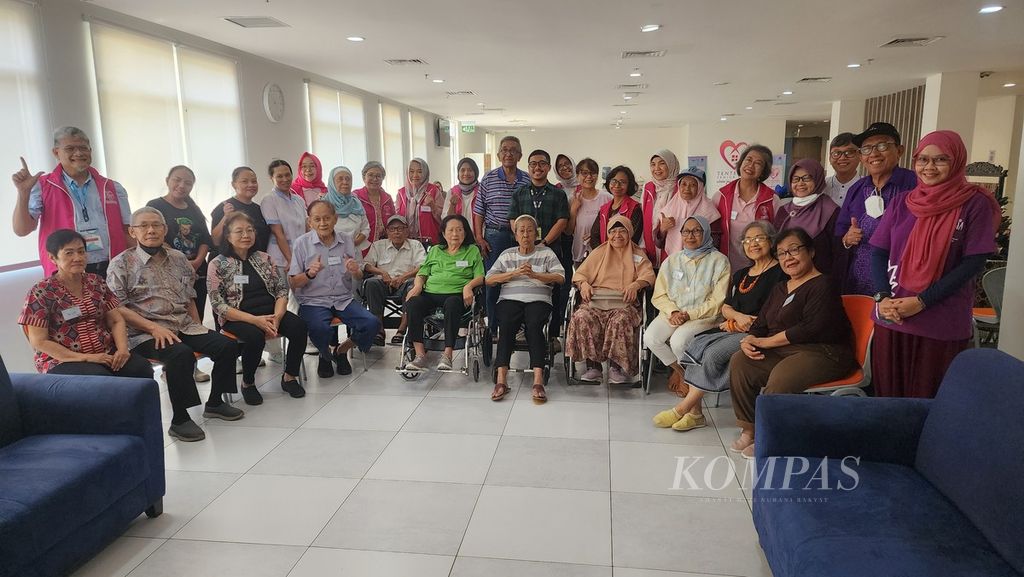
[{"xmin": 461, "ymin": 124, "xmax": 476, "ymax": 133}]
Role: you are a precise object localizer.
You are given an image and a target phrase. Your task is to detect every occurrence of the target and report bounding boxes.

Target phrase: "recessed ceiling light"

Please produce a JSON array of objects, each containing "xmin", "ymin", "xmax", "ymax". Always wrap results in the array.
[
  {"xmin": 630, "ymin": 69, "xmax": 643, "ymax": 77},
  {"xmin": 432, "ymin": 79, "xmax": 445, "ymax": 83},
  {"xmin": 620, "ymin": 110, "xmax": 628, "ymax": 114},
  {"xmin": 346, "ymin": 36, "xmax": 365, "ymax": 42},
  {"xmin": 615, "ymin": 125, "xmax": 621, "ymax": 129},
  {"xmin": 640, "ymin": 24, "xmax": 661, "ymax": 32},
  {"xmin": 847, "ymin": 63, "xmax": 861, "ymax": 68},
  {"xmin": 1005, "ymin": 83, "xmax": 1018, "ymax": 87},
  {"xmin": 782, "ymin": 90, "xmax": 794, "ymax": 95},
  {"xmin": 745, "ymin": 106, "xmax": 753, "ymax": 110},
  {"xmin": 623, "ymin": 95, "xmax": 634, "ymax": 100},
  {"xmin": 476, "ymin": 102, "xmax": 485, "ymax": 107},
  {"xmin": 530, "ymin": 128, "xmax": 536, "ymax": 132},
  {"xmin": 798, "ymin": 124, "xmax": 804, "ymax": 127},
  {"xmin": 979, "ymin": 5, "xmax": 1003, "ymax": 13},
  {"xmin": 720, "ymin": 116, "xmax": 728, "ymax": 121}
]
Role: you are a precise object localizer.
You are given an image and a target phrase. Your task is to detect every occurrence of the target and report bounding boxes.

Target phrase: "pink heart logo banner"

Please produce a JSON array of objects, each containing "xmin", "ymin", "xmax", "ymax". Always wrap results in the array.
[{"xmin": 719, "ymin": 140, "xmax": 749, "ymax": 170}]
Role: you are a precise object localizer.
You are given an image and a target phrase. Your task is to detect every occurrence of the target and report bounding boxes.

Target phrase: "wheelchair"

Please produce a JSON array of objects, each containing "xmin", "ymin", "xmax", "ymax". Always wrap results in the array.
[
  {"xmin": 488, "ymin": 294, "xmax": 558, "ymax": 387},
  {"xmin": 395, "ymin": 286, "xmax": 491, "ymax": 381},
  {"xmin": 560, "ymin": 285, "xmax": 653, "ymax": 391}
]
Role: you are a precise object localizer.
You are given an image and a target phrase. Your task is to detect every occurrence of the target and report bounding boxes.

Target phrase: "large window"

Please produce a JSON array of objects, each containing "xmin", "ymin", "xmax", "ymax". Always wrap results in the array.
[
  {"xmin": 380, "ymin": 102, "xmax": 405, "ymax": 194},
  {"xmin": 90, "ymin": 23, "xmax": 244, "ymax": 214},
  {"xmin": 0, "ymin": 0, "xmax": 50, "ymax": 268},
  {"xmin": 410, "ymin": 110, "xmax": 428, "ymax": 161},
  {"xmin": 307, "ymin": 82, "xmax": 367, "ymax": 187}
]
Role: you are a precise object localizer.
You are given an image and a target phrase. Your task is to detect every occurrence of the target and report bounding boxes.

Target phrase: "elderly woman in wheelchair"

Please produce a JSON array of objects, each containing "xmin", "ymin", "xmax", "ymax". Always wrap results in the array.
[
  {"xmin": 485, "ymin": 215, "xmax": 564, "ymax": 403},
  {"xmin": 565, "ymin": 216, "xmax": 656, "ymax": 384},
  {"xmin": 403, "ymin": 214, "xmax": 485, "ymax": 371}
]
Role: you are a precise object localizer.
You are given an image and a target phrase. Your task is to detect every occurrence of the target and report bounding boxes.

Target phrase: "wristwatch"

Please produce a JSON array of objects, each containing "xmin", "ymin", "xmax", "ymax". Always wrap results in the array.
[
  {"xmin": 305, "ymin": 270, "xmax": 316, "ymax": 280},
  {"xmin": 872, "ymin": 292, "xmax": 890, "ymax": 303}
]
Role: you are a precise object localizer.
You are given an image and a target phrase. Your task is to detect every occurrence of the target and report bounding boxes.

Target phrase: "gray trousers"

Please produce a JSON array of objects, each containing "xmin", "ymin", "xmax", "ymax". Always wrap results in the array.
[{"xmin": 361, "ymin": 276, "xmax": 413, "ymax": 318}]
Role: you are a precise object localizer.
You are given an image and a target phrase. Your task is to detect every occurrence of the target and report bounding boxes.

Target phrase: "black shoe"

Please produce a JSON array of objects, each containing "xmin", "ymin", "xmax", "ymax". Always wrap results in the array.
[
  {"xmin": 281, "ymin": 376, "xmax": 306, "ymax": 398},
  {"xmin": 373, "ymin": 333, "xmax": 386, "ymax": 347},
  {"xmin": 317, "ymin": 356, "xmax": 335, "ymax": 378},
  {"xmin": 240, "ymin": 384, "xmax": 263, "ymax": 406},
  {"xmin": 334, "ymin": 348, "xmax": 352, "ymax": 375}
]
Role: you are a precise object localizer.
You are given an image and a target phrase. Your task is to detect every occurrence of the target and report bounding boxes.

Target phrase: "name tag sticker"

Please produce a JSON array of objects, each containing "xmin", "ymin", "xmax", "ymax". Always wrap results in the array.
[
  {"xmin": 730, "ymin": 210, "xmax": 739, "ymax": 221},
  {"xmin": 61, "ymin": 306, "xmax": 83, "ymax": 321},
  {"xmin": 233, "ymin": 275, "xmax": 249, "ymax": 285},
  {"xmin": 327, "ymin": 256, "xmax": 343, "ymax": 266},
  {"xmin": 81, "ymin": 230, "xmax": 104, "ymax": 252},
  {"xmin": 420, "ymin": 204, "xmax": 433, "ymax": 212},
  {"xmin": 377, "ymin": 257, "xmax": 393, "ymax": 266},
  {"xmin": 633, "ymin": 255, "xmax": 644, "ymax": 264},
  {"xmin": 456, "ymin": 260, "xmax": 469, "ymax": 268},
  {"xmin": 783, "ymin": 293, "xmax": 796, "ymax": 307},
  {"xmin": 673, "ymin": 270, "xmax": 685, "ymax": 280}
]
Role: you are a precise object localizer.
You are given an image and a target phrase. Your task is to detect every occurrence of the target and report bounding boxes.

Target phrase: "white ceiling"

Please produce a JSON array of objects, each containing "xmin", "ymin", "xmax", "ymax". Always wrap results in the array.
[{"xmin": 92, "ymin": 0, "xmax": 1024, "ymax": 129}]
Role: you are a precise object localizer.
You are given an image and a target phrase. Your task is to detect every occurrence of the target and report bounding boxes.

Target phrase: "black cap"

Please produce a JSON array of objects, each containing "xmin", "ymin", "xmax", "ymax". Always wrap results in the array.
[{"xmin": 852, "ymin": 122, "xmax": 901, "ymax": 147}]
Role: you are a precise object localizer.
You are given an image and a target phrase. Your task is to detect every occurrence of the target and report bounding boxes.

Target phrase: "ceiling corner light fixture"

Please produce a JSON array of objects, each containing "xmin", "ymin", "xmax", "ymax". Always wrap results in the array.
[
  {"xmin": 979, "ymin": 5, "xmax": 1003, "ymax": 13},
  {"xmin": 1005, "ymin": 83, "xmax": 1018, "ymax": 88},
  {"xmin": 640, "ymin": 24, "xmax": 661, "ymax": 32},
  {"xmin": 847, "ymin": 63, "xmax": 861, "ymax": 68},
  {"xmin": 346, "ymin": 36, "xmax": 365, "ymax": 42},
  {"xmin": 432, "ymin": 78, "xmax": 445, "ymax": 83},
  {"xmin": 782, "ymin": 90, "xmax": 794, "ymax": 95}
]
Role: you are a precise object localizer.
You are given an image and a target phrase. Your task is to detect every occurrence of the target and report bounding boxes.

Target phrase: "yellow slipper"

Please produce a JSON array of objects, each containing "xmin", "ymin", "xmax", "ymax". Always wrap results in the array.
[
  {"xmin": 671, "ymin": 413, "xmax": 707, "ymax": 432},
  {"xmin": 652, "ymin": 408, "xmax": 682, "ymax": 428}
]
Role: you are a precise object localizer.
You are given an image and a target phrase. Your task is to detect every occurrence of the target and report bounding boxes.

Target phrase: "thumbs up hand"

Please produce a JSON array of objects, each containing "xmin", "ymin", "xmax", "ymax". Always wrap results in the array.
[{"xmin": 843, "ymin": 216, "xmax": 863, "ymax": 247}]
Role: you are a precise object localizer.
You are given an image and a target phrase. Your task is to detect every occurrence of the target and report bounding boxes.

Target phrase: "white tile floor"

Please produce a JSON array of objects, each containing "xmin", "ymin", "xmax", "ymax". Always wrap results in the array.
[{"xmin": 73, "ymin": 347, "xmax": 773, "ymax": 577}]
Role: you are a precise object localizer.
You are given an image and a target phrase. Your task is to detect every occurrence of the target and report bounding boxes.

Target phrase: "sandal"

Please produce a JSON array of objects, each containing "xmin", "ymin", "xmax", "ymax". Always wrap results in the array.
[
  {"xmin": 391, "ymin": 332, "xmax": 406, "ymax": 345},
  {"xmin": 491, "ymin": 383, "xmax": 511, "ymax": 401},
  {"xmin": 531, "ymin": 384, "xmax": 547, "ymax": 404}
]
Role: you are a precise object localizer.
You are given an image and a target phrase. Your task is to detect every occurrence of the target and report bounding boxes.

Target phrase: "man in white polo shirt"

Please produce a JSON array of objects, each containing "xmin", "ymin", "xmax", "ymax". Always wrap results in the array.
[
  {"xmin": 822, "ymin": 132, "xmax": 860, "ymax": 207},
  {"xmin": 361, "ymin": 215, "xmax": 427, "ymax": 346}
]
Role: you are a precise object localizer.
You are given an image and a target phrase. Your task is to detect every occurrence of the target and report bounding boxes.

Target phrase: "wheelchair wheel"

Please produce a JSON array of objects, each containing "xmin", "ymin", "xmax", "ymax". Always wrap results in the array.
[
  {"xmin": 481, "ymin": 329, "xmax": 493, "ymax": 367},
  {"xmin": 543, "ymin": 366, "xmax": 550, "ymax": 386},
  {"xmin": 472, "ymin": 359, "xmax": 480, "ymax": 382},
  {"xmin": 563, "ymin": 353, "xmax": 574, "ymax": 386}
]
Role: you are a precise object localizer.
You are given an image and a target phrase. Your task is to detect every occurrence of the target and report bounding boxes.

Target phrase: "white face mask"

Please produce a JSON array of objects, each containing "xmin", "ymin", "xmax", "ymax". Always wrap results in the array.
[
  {"xmin": 865, "ymin": 194, "xmax": 885, "ymax": 219},
  {"xmin": 791, "ymin": 193, "xmax": 820, "ymax": 207}
]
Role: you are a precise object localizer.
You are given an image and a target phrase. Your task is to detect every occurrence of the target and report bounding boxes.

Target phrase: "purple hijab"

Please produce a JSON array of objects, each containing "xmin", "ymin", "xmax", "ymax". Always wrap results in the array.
[{"xmin": 774, "ymin": 158, "xmax": 838, "ymax": 237}]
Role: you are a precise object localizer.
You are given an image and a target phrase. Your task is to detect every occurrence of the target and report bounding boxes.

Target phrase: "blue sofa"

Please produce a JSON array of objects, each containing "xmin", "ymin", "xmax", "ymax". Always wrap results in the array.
[
  {"xmin": 0, "ymin": 355, "xmax": 165, "ymax": 577},
  {"xmin": 752, "ymin": 348, "xmax": 1023, "ymax": 577}
]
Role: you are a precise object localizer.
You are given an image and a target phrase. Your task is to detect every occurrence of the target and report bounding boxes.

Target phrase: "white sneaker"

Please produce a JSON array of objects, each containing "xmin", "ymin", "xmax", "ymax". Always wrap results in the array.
[
  {"xmin": 193, "ymin": 367, "xmax": 211, "ymax": 382},
  {"xmin": 437, "ymin": 354, "xmax": 454, "ymax": 371}
]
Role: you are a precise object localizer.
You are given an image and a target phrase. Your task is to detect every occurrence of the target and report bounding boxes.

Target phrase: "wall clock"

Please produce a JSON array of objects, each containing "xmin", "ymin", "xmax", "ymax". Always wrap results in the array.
[{"xmin": 262, "ymin": 83, "xmax": 285, "ymax": 123}]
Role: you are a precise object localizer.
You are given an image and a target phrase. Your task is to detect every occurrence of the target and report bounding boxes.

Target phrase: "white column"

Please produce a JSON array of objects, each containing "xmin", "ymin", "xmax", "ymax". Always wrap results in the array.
[
  {"xmin": 921, "ymin": 71, "xmax": 980, "ymax": 150},
  {"xmin": 999, "ymin": 106, "xmax": 1024, "ymax": 360}
]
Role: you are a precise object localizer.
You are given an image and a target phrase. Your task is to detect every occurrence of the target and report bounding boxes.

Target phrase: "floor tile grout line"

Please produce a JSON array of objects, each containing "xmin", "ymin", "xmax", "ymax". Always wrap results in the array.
[{"xmin": 111, "ymin": 536, "xmax": 168, "ymax": 577}]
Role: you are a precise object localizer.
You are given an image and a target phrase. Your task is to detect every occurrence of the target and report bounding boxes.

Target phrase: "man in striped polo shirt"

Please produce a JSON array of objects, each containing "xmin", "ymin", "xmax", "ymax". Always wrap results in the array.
[{"xmin": 473, "ymin": 135, "xmax": 531, "ymax": 332}]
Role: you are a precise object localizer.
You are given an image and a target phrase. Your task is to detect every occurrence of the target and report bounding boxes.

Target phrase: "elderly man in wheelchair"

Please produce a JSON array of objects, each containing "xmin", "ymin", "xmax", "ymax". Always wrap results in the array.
[
  {"xmin": 361, "ymin": 215, "xmax": 427, "ymax": 346},
  {"xmin": 485, "ymin": 215, "xmax": 564, "ymax": 403}
]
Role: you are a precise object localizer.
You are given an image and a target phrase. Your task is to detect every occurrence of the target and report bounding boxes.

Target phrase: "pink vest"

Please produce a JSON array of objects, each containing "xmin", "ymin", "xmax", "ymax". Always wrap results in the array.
[
  {"xmin": 641, "ymin": 182, "xmax": 661, "ymax": 264},
  {"xmin": 397, "ymin": 183, "xmax": 442, "ymax": 245},
  {"xmin": 714, "ymin": 180, "xmax": 776, "ymax": 258},
  {"xmin": 38, "ymin": 165, "xmax": 127, "ymax": 276}
]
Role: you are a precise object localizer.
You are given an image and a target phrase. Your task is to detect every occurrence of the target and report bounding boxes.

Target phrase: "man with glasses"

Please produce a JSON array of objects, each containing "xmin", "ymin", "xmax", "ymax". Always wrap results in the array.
[
  {"xmin": 361, "ymin": 215, "xmax": 427, "ymax": 346},
  {"xmin": 507, "ymin": 149, "xmax": 570, "ymax": 339},
  {"xmin": 107, "ymin": 207, "xmax": 244, "ymax": 443},
  {"xmin": 12, "ymin": 126, "xmax": 132, "ymax": 278},
  {"xmin": 473, "ymin": 135, "xmax": 531, "ymax": 331},
  {"xmin": 835, "ymin": 121, "xmax": 918, "ymax": 295},
  {"xmin": 823, "ymin": 132, "xmax": 860, "ymax": 206}
]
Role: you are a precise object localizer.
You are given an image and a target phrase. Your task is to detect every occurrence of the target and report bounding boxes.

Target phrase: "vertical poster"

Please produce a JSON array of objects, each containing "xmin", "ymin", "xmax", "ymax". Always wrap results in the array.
[
  {"xmin": 686, "ymin": 155, "xmax": 707, "ymax": 173},
  {"xmin": 765, "ymin": 154, "xmax": 787, "ymax": 191}
]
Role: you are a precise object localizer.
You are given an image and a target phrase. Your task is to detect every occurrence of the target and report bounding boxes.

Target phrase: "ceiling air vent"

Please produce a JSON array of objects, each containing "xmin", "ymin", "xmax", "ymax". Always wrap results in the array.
[
  {"xmin": 463, "ymin": 112, "xmax": 486, "ymax": 116},
  {"xmin": 720, "ymin": 113, "xmax": 737, "ymax": 117},
  {"xmin": 384, "ymin": 59, "xmax": 429, "ymax": 66},
  {"xmin": 880, "ymin": 36, "xmax": 944, "ymax": 48},
  {"xmin": 224, "ymin": 17, "xmax": 289, "ymax": 28},
  {"xmin": 613, "ymin": 103, "xmax": 638, "ymax": 107},
  {"xmin": 445, "ymin": 90, "xmax": 476, "ymax": 96},
  {"xmin": 774, "ymin": 101, "xmax": 798, "ymax": 106},
  {"xmin": 621, "ymin": 50, "xmax": 666, "ymax": 59},
  {"xmin": 753, "ymin": 98, "xmax": 778, "ymax": 103},
  {"xmin": 481, "ymin": 107, "xmax": 505, "ymax": 113},
  {"xmin": 616, "ymin": 83, "xmax": 649, "ymax": 90},
  {"xmin": 797, "ymin": 77, "xmax": 832, "ymax": 83}
]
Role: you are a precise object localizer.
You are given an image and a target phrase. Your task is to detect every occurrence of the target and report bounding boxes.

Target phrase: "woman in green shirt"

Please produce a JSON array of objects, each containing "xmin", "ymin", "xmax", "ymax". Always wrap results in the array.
[{"xmin": 404, "ymin": 214, "xmax": 485, "ymax": 370}]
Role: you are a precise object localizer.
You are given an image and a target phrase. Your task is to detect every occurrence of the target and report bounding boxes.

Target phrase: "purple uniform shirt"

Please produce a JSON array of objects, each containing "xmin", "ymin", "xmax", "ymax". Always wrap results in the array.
[{"xmin": 870, "ymin": 192, "xmax": 996, "ymax": 340}]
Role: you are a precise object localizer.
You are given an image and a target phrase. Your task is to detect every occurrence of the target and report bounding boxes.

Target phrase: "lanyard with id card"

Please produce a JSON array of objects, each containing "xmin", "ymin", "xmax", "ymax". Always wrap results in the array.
[{"xmin": 81, "ymin": 229, "xmax": 104, "ymax": 252}]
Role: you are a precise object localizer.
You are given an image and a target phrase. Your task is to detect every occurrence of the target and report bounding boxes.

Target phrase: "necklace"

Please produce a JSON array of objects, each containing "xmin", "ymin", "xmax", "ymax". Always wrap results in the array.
[{"xmin": 738, "ymin": 260, "xmax": 776, "ymax": 294}]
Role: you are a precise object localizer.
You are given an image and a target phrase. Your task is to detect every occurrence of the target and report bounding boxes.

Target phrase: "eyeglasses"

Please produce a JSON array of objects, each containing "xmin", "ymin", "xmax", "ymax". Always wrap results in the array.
[
  {"xmin": 131, "ymin": 223, "xmax": 166, "ymax": 230},
  {"xmin": 741, "ymin": 235, "xmax": 769, "ymax": 245},
  {"xmin": 386, "ymin": 226, "xmax": 408, "ymax": 232},
  {"xmin": 229, "ymin": 227, "xmax": 256, "ymax": 236},
  {"xmin": 742, "ymin": 157, "xmax": 766, "ymax": 168},
  {"xmin": 609, "ymin": 179, "xmax": 628, "ymax": 187},
  {"xmin": 577, "ymin": 170, "xmax": 596, "ymax": 177},
  {"xmin": 790, "ymin": 175, "xmax": 815, "ymax": 183},
  {"xmin": 364, "ymin": 172, "xmax": 384, "ymax": 180},
  {"xmin": 59, "ymin": 145, "xmax": 91, "ymax": 155},
  {"xmin": 680, "ymin": 228, "xmax": 703, "ymax": 237},
  {"xmin": 498, "ymin": 147, "xmax": 520, "ymax": 156},
  {"xmin": 858, "ymin": 141, "xmax": 897, "ymax": 156},
  {"xmin": 829, "ymin": 149, "xmax": 858, "ymax": 159},
  {"xmin": 777, "ymin": 245, "xmax": 806, "ymax": 258},
  {"xmin": 527, "ymin": 161, "xmax": 550, "ymax": 168},
  {"xmin": 914, "ymin": 155, "xmax": 951, "ymax": 167}
]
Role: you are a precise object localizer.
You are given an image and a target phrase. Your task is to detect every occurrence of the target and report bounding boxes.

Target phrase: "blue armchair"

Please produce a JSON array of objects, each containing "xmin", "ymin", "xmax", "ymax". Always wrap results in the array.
[
  {"xmin": 752, "ymin": 348, "xmax": 1024, "ymax": 577},
  {"xmin": 0, "ymin": 355, "xmax": 165, "ymax": 577}
]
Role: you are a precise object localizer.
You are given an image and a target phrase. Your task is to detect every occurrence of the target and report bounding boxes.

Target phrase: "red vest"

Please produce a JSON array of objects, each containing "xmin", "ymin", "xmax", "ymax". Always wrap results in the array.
[{"xmin": 714, "ymin": 180, "xmax": 775, "ymax": 258}]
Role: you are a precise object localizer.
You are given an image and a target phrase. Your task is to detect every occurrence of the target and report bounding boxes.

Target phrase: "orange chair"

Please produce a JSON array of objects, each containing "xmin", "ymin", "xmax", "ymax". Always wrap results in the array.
[{"xmin": 803, "ymin": 294, "xmax": 874, "ymax": 397}]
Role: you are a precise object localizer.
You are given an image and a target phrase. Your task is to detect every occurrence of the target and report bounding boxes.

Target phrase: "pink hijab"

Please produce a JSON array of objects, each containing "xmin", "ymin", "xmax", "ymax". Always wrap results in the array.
[
  {"xmin": 291, "ymin": 152, "xmax": 327, "ymax": 206},
  {"xmin": 659, "ymin": 171, "xmax": 720, "ymax": 255}
]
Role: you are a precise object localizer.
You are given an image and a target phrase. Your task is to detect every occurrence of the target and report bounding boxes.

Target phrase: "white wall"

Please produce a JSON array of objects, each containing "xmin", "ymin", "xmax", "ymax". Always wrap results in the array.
[
  {"xmin": 686, "ymin": 118, "xmax": 787, "ymax": 191},
  {"xmin": 972, "ymin": 96, "xmax": 1017, "ymax": 168}
]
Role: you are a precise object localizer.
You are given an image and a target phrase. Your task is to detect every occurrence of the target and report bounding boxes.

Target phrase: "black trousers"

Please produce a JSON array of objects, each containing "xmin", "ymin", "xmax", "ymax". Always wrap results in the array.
[
  {"xmin": 48, "ymin": 353, "xmax": 153, "ymax": 379},
  {"xmin": 223, "ymin": 312, "xmax": 307, "ymax": 383},
  {"xmin": 362, "ymin": 276, "xmax": 413, "ymax": 319},
  {"xmin": 85, "ymin": 260, "xmax": 109, "ymax": 278},
  {"xmin": 496, "ymin": 300, "xmax": 551, "ymax": 369},
  {"xmin": 194, "ymin": 277, "xmax": 208, "ymax": 322},
  {"xmin": 133, "ymin": 331, "xmax": 238, "ymax": 420},
  {"xmin": 405, "ymin": 292, "xmax": 465, "ymax": 349},
  {"xmin": 552, "ymin": 236, "xmax": 573, "ymax": 338}
]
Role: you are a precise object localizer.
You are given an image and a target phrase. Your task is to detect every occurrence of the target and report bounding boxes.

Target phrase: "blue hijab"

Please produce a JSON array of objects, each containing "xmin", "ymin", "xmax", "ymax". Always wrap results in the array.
[
  {"xmin": 325, "ymin": 166, "xmax": 365, "ymax": 217},
  {"xmin": 681, "ymin": 215, "xmax": 715, "ymax": 259}
]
